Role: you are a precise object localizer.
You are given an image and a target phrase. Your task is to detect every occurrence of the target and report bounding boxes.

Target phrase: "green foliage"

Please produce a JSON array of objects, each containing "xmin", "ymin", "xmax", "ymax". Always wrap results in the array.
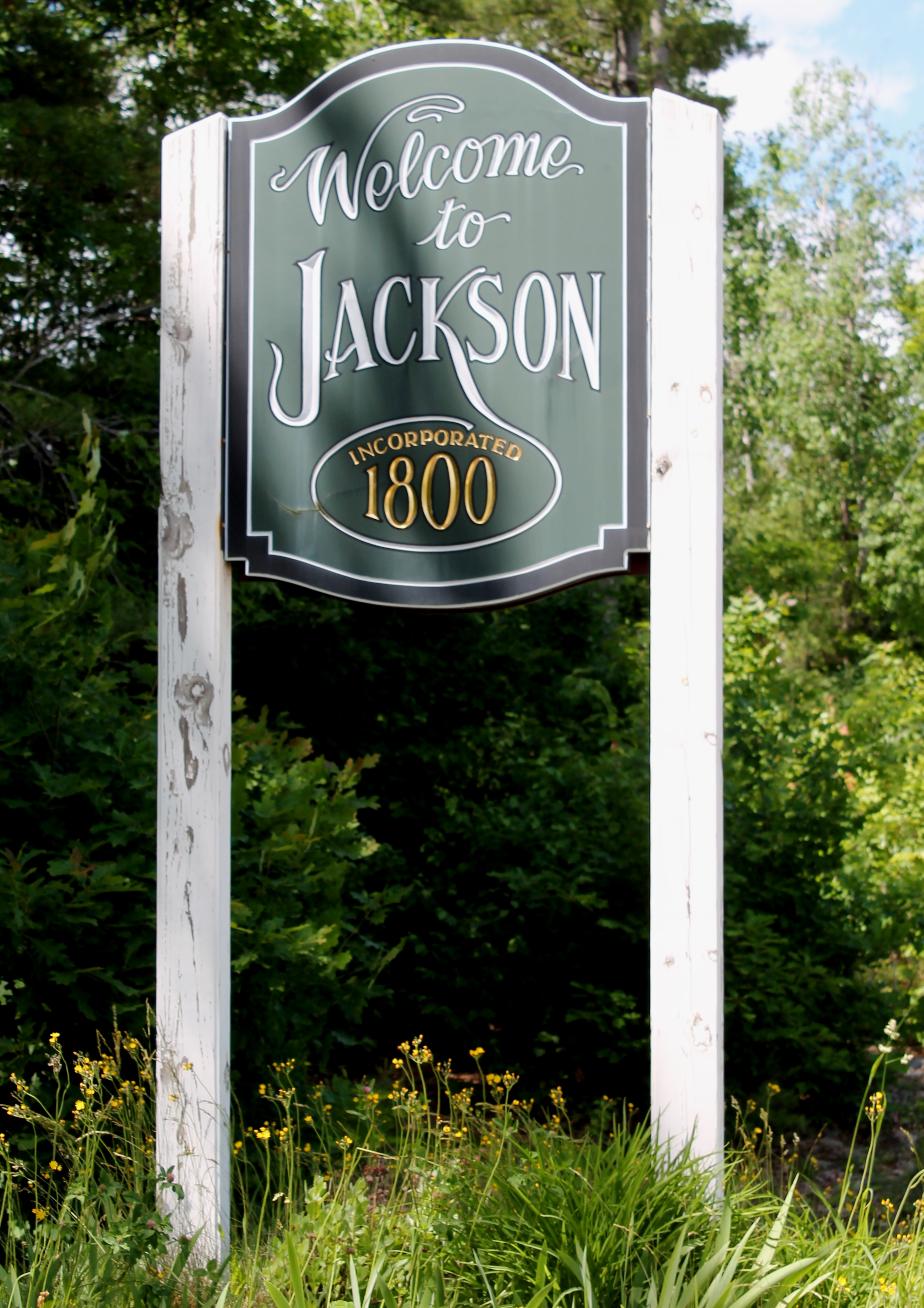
[
  {"xmin": 719, "ymin": 64, "xmax": 924, "ymax": 1109},
  {"xmin": 723, "ymin": 593, "xmax": 884, "ymax": 1110},
  {"xmin": 0, "ymin": 0, "xmax": 422, "ymax": 1096},
  {"xmin": 0, "ymin": 1031, "xmax": 226, "ymax": 1305},
  {"xmin": 0, "ymin": 418, "xmax": 156, "ymax": 1068},
  {"xmin": 0, "ymin": 0, "xmax": 365, "ymax": 580},
  {"xmin": 3, "ymin": 0, "xmax": 924, "ymax": 1130},
  {"xmin": 235, "ymin": 578, "xmax": 653, "ymax": 1092},
  {"xmin": 858, "ymin": 458, "xmax": 924, "ymax": 647},
  {"xmin": 232, "ymin": 1045, "xmax": 924, "ymax": 1307},
  {"xmin": 0, "ymin": 420, "xmax": 393, "ymax": 1087},
  {"xmin": 833, "ymin": 646, "xmax": 924, "ymax": 1035},
  {"xmin": 395, "ymin": 0, "xmax": 757, "ymax": 105},
  {"xmin": 6, "ymin": 1034, "xmax": 924, "ymax": 1305},
  {"xmin": 724, "ymin": 65, "xmax": 923, "ymax": 660},
  {"xmin": 230, "ymin": 710, "xmax": 399, "ymax": 1080},
  {"xmin": 233, "ymin": 1044, "xmax": 721, "ymax": 1306},
  {"xmin": 643, "ymin": 1191, "xmax": 827, "ymax": 1308}
]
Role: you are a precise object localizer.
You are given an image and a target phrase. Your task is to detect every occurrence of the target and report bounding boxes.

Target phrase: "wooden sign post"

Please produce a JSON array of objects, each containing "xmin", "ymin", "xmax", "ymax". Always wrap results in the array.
[
  {"xmin": 157, "ymin": 50, "xmax": 723, "ymax": 1259},
  {"xmin": 158, "ymin": 112, "xmax": 232, "ymax": 1260},
  {"xmin": 649, "ymin": 90, "xmax": 724, "ymax": 1172}
]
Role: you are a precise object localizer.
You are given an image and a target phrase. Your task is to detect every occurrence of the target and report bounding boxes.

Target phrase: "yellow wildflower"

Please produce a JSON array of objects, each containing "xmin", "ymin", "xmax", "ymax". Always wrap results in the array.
[{"xmin": 866, "ymin": 1091, "xmax": 886, "ymax": 1120}]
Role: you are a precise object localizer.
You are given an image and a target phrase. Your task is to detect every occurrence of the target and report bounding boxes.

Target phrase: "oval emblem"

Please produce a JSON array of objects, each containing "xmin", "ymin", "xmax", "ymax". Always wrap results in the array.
[{"xmin": 310, "ymin": 414, "xmax": 561, "ymax": 553}]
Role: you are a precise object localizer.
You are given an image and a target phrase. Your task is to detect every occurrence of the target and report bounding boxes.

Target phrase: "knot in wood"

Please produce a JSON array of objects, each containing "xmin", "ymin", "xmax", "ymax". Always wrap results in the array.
[
  {"xmin": 165, "ymin": 311, "xmax": 192, "ymax": 349},
  {"xmin": 161, "ymin": 503, "xmax": 195, "ymax": 560},
  {"xmin": 655, "ymin": 455, "xmax": 672, "ymax": 478},
  {"xmin": 174, "ymin": 673, "xmax": 214, "ymax": 728}
]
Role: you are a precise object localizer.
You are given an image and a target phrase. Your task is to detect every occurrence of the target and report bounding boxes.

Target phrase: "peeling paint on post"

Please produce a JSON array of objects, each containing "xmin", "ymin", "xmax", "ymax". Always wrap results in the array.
[{"xmin": 157, "ymin": 112, "xmax": 231, "ymax": 1262}]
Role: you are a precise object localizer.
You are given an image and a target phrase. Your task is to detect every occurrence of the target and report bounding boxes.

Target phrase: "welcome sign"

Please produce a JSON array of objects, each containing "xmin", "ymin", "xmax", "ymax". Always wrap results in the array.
[{"xmin": 225, "ymin": 41, "xmax": 649, "ymax": 607}]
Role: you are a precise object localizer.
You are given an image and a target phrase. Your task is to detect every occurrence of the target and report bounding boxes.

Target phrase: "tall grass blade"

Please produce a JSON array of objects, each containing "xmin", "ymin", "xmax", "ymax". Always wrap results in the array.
[
  {"xmin": 286, "ymin": 1232, "xmax": 309, "ymax": 1308},
  {"xmin": 754, "ymin": 1180, "xmax": 797, "ymax": 1270},
  {"xmin": 0, "ymin": 1266, "xmax": 22, "ymax": 1308},
  {"xmin": 348, "ymin": 1254, "xmax": 386, "ymax": 1308},
  {"xmin": 474, "ymin": 1249, "xmax": 502, "ymax": 1308}
]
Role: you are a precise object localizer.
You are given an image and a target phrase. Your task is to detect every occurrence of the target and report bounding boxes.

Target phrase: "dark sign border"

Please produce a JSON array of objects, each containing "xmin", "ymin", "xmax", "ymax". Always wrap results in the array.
[{"xmin": 225, "ymin": 40, "xmax": 649, "ymax": 609}]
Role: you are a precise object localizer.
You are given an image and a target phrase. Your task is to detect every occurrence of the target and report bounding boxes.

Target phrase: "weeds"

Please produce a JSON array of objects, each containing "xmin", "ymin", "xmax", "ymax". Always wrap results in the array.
[
  {"xmin": 0, "ymin": 1028, "xmax": 224, "ymax": 1304},
  {"xmin": 3, "ymin": 1028, "xmax": 924, "ymax": 1305}
]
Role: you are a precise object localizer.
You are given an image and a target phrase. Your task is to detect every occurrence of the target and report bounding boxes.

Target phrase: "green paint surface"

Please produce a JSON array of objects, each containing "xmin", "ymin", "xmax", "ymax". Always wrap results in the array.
[{"xmin": 244, "ymin": 62, "xmax": 630, "ymax": 589}]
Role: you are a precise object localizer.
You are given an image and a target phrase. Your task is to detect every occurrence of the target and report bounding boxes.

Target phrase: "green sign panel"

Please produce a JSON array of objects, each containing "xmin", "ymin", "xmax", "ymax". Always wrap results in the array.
[{"xmin": 226, "ymin": 41, "xmax": 649, "ymax": 607}]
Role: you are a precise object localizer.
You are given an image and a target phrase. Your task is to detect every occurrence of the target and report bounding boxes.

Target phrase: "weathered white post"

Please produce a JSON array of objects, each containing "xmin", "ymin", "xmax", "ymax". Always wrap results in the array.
[
  {"xmin": 157, "ymin": 112, "xmax": 232, "ymax": 1261},
  {"xmin": 649, "ymin": 89, "xmax": 724, "ymax": 1171}
]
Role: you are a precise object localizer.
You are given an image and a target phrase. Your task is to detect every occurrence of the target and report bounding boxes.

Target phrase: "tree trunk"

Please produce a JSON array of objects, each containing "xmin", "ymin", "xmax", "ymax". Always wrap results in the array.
[
  {"xmin": 649, "ymin": 0, "xmax": 670, "ymax": 90},
  {"xmin": 614, "ymin": 25, "xmax": 641, "ymax": 95}
]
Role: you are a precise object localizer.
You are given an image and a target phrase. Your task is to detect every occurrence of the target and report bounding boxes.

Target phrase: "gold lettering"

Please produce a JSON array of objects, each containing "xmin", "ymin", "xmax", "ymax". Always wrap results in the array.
[
  {"xmin": 373, "ymin": 436, "xmax": 388, "ymax": 455},
  {"xmin": 420, "ymin": 428, "xmax": 434, "ymax": 445},
  {"xmin": 464, "ymin": 432, "xmax": 480, "ymax": 449},
  {"xmin": 477, "ymin": 433, "xmax": 492, "ymax": 450},
  {"xmin": 434, "ymin": 428, "xmax": 449, "ymax": 446},
  {"xmin": 450, "ymin": 429, "xmax": 465, "ymax": 446},
  {"xmin": 505, "ymin": 443, "xmax": 522, "ymax": 461},
  {"xmin": 348, "ymin": 448, "xmax": 360, "ymax": 466},
  {"xmin": 492, "ymin": 437, "xmax": 507, "ymax": 456},
  {"xmin": 357, "ymin": 440, "xmax": 376, "ymax": 462},
  {"xmin": 387, "ymin": 432, "xmax": 403, "ymax": 450},
  {"xmin": 421, "ymin": 452, "xmax": 461, "ymax": 530},
  {"xmin": 364, "ymin": 464, "xmax": 379, "ymax": 519},
  {"xmin": 404, "ymin": 429, "xmax": 419, "ymax": 446},
  {"xmin": 383, "ymin": 456, "xmax": 417, "ymax": 528},
  {"xmin": 464, "ymin": 455, "xmax": 497, "ymax": 524}
]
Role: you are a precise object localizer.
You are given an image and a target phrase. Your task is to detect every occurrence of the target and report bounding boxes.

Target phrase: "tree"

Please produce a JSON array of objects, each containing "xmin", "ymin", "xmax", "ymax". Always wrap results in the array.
[
  {"xmin": 395, "ymin": 0, "xmax": 756, "ymax": 106},
  {"xmin": 7, "ymin": 2, "xmax": 922, "ymax": 1120},
  {"xmin": 720, "ymin": 65, "xmax": 924, "ymax": 1109},
  {"xmin": 724, "ymin": 64, "xmax": 923, "ymax": 660},
  {"xmin": 0, "ymin": 0, "xmax": 399, "ymax": 1081}
]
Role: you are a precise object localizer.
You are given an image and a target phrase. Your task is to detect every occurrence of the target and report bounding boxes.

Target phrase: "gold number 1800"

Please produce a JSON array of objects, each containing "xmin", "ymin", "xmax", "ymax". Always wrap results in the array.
[{"xmin": 364, "ymin": 453, "xmax": 497, "ymax": 531}]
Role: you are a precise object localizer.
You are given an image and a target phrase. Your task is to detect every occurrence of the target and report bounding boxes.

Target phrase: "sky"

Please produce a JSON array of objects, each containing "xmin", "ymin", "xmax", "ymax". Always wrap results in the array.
[{"xmin": 708, "ymin": 0, "xmax": 924, "ymax": 144}]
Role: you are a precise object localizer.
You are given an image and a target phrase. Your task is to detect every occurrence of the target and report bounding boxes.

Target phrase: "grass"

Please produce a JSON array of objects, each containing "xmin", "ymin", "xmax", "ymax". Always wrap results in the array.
[{"xmin": 1, "ymin": 1030, "xmax": 923, "ymax": 1305}]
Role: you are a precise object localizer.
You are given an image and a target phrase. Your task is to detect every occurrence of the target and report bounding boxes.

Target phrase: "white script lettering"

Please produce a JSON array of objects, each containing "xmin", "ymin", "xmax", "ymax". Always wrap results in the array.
[
  {"xmin": 268, "ymin": 96, "xmax": 583, "ymax": 228},
  {"xmin": 265, "ymin": 251, "xmax": 602, "ymax": 430}
]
